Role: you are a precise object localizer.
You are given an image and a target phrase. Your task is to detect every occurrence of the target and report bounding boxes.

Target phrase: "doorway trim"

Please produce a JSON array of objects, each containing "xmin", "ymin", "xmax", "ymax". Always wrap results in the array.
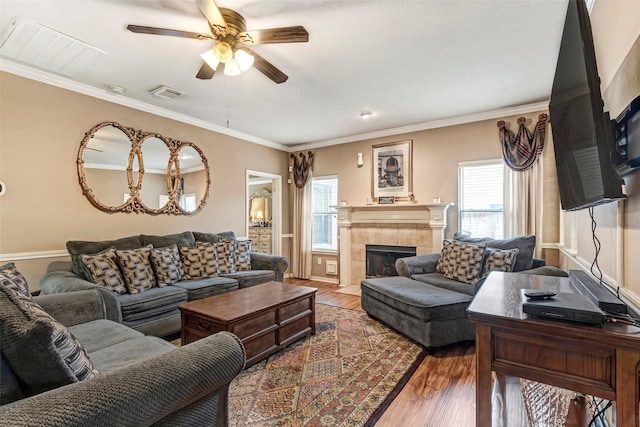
[{"xmin": 246, "ymin": 169, "xmax": 282, "ymax": 255}]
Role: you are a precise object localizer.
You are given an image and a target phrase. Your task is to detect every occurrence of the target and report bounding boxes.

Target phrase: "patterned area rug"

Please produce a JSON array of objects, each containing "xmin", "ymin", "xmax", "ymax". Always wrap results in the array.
[{"xmin": 228, "ymin": 303, "xmax": 426, "ymax": 427}]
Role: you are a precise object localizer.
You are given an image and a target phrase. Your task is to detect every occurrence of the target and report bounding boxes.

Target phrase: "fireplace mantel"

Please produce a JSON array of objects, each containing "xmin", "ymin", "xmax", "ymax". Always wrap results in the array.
[{"xmin": 337, "ymin": 203, "xmax": 454, "ymax": 286}]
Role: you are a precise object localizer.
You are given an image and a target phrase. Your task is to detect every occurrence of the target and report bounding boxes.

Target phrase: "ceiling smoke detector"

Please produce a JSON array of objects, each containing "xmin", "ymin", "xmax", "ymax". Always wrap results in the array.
[{"xmin": 150, "ymin": 85, "xmax": 186, "ymax": 100}]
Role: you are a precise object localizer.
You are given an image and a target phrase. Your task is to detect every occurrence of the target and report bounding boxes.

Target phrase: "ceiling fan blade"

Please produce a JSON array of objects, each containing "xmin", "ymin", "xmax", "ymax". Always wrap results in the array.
[
  {"xmin": 127, "ymin": 25, "xmax": 213, "ymax": 40},
  {"xmin": 196, "ymin": 61, "xmax": 218, "ymax": 79},
  {"xmin": 239, "ymin": 26, "xmax": 309, "ymax": 45},
  {"xmin": 244, "ymin": 48, "xmax": 288, "ymax": 84},
  {"xmin": 194, "ymin": 0, "xmax": 228, "ymax": 36}
]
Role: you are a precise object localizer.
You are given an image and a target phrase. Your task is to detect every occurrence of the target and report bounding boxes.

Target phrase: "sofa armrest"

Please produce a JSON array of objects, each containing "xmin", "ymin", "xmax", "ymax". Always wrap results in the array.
[
  {"xmin": 40, "ymin": 270, "xmax": 100, "ymax": 294},
  {"xmin": 251, "ymin": 252, "xmax": 289, "ymax": 282},
  {"xmin": 34, "ymin": 289, "xmax": 122, "ymax": 326},
  {"xmin": 520, "ymin": 266, "xmax": 568, "ymax": 277},
  {"xmin": 39, "ymin": 271, "xmax": 122, "ymax": 324},
  {"xmin": 395, "ymin": 253, "xmax": 441, "ymax": 277},
  {"xmin": 0, "ymin": 332, "xmax": 245, "ymax": 427}
]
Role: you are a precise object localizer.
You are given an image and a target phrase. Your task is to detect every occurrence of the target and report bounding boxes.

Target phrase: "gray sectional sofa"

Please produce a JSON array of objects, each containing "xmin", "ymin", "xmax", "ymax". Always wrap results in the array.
[
  {"xmin": 361, "ymin": 233, "xmax": 568, "ymax": 348},
  {"xmin": 40, "ymin": 231, "xmax": 289, "ymax": 337},
  {"xmin": 0, "ymin": 287, "xmax": 245, "ymax": 426}
]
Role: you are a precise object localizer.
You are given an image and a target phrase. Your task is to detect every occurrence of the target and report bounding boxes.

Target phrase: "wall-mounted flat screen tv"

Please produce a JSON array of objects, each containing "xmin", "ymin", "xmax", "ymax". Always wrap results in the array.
[{"xmin": 549, "ymin": 0, "xmax": 626, "ymax": 211}]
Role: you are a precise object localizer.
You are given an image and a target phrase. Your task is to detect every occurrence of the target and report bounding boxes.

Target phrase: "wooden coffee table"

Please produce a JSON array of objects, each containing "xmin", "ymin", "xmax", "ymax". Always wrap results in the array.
[{"xmin": 179, "ymin": 281, "xmax": 317, "ymax": 367}]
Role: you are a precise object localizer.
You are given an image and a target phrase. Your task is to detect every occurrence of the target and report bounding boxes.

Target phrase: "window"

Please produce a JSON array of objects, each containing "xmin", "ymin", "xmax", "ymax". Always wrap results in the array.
[
  {"xmin": 312, "ymin": 176, "xmax": 338, "ymax": 251},
  {"xmin": 458, "ymin": 160, "xmax": 505, "ymax": 239}
]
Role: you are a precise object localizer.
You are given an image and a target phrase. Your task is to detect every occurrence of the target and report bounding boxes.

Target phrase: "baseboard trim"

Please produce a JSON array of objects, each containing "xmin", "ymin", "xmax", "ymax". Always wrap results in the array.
[
  {"xmin": 310, "ymin": 275, "xmax": 339, "ymax": 284},
  {"xmin": 0, "ymin": 250, "xmax": 69, "ymax": 262}
]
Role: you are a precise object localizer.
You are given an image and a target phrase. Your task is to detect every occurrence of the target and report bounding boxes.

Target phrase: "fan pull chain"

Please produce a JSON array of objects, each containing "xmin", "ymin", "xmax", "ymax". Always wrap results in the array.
[{"xmin": 226, "ymin": 76, "xmax": 230, "ymax": 128}]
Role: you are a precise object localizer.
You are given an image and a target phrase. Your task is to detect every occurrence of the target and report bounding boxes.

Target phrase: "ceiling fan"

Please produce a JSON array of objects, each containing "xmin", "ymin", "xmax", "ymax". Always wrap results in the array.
[{"xmin": 127, "ymin": 0, "xmax": 309, "ymax": 84}]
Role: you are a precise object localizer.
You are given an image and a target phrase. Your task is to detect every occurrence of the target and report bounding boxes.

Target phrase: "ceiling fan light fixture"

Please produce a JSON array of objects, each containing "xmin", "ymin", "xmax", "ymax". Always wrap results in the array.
[
  {"xmin": 224, "ymin": 58, "xmax": 241, "ymax": 76},
  {"xmin": 200, "ymin": 50, "xmax": 220, "ymax": 69},
  {"xmin": 213, "ymin": 41, "xmax": 233, "ymax": 63},
  {"xmin": 235, "ymin": 49, "xmax": 254, "ymax": 72}
]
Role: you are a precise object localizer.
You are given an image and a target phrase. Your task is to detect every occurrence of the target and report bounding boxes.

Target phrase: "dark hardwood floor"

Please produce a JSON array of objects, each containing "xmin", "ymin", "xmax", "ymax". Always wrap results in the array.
[{"xmin": 285, "ymin": 278, "xmax": 597, "ymax": 427}]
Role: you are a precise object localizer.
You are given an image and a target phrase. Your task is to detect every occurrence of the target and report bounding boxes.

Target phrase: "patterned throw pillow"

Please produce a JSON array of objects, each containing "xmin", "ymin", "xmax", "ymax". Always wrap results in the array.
[
  {"xmin": 0, "ymin": 286, "xmax": 99, "ymax": 396},
  {"xmin": 435, "ymin": 240, "xmax": 453, "ymax": 274},
  {"xmin": 150, "ymin": 244, "xmax": 184, "ymax": 287},
  {"xmin": 115, "ymin": 245, "xmax": 157, "ymax": 294},
  {"xmin": 442, "ymin": 241, "xmax": 487, "ymax": 285},
  {"xmin": 80, "ymin": 248, "xmax": 127, "ymax": 295},
  {"xmin": 0, "ymin": 262, "xmax": 32, "ymax": 299},
  {"xmin": 482, "ymin": 248, "xmax": 520, "ymax": 277},
  {"xmin": 216, "ymin": 239, "xmax": 236, "ymax": 274},
  {"xmin": 235, "ymin": 240, "xmax": 252, "ymax": 272},
  {"xmin": 179, "ymin": 243, "xmax": 218, "ymax": 280}
]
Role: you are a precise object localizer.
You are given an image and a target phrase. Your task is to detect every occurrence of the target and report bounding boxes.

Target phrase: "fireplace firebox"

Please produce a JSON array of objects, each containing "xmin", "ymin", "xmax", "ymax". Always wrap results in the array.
[{"xmin": 366, "ymin": 244, "xmax": 417, "ymax": 278}]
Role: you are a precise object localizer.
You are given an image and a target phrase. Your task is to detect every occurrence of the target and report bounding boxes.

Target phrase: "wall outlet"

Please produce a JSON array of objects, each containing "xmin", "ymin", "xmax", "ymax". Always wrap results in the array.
[{"xmin": 317, "ymin": 257, "xmax": 322, "ymax": 265}]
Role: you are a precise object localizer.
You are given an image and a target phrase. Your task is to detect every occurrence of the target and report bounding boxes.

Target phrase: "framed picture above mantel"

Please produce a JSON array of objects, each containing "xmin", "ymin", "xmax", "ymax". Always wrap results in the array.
[{"xmin": 372, "ymin": 140, "xmax": 413, "ymax": 198}]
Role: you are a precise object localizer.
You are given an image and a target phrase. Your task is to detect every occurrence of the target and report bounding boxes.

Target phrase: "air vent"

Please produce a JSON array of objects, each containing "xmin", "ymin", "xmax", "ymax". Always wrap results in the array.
[
  {"xmin": 150, "ymin": 85, "xmax": 186, "ymax": 100},
  {"xmin": 0, "ymin": 18, "xmax": 106, "ymax": 77}
]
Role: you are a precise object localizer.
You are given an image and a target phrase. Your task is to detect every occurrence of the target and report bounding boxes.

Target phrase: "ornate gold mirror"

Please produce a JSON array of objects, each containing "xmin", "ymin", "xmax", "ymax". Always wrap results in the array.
[{"xmin": 78, "ymin": 121, "xmax": 210, "ymax": 215}]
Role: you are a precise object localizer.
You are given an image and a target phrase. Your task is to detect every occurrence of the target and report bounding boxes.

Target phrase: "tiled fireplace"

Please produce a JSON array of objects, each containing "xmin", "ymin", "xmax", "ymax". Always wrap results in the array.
[{"xmin": 337, "ymin": 203, "xmax": 454, "ymax": 286}]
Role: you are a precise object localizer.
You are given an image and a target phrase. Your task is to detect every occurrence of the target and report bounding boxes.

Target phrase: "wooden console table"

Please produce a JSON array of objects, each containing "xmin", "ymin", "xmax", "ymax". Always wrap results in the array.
[{"xmin": 467, "ymin": 272, "xmax": 640, "ymax": 427}]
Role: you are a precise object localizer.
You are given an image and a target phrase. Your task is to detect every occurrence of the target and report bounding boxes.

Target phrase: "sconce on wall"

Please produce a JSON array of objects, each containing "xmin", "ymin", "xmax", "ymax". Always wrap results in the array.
[
  {"xmin": 0, "ymin": 180, "xmax": 6, "ymax": 197},
  {"xmin": 357, "ymin": 152, "xmax": 364, "ymax": 167}
]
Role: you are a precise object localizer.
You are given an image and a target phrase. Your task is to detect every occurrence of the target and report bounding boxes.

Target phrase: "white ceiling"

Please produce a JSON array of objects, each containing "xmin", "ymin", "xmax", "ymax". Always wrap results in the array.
[{"xmin": 0, "ymin": 0, "xmax": 570, "ymax": 149}]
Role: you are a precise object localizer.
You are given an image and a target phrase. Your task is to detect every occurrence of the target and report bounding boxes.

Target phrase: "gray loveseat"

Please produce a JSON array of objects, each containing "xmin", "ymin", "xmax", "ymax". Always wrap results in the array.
[
  {"xmin": 0, "ymin": 288, "xmax": 245, "ymax": 426},
  {"xmin": 361, "ymin": 233, "xmax": 568, "ymax": 348},
  {"xmin": 40, "ymin": 231, "xmax": 289, "ymax": 337}
]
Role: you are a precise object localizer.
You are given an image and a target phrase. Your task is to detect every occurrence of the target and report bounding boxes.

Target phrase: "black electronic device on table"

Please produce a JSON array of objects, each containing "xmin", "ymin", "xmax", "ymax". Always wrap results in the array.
[{"xmin": 521, "ymin": 289, "xmax": 605, "ymax": 326}]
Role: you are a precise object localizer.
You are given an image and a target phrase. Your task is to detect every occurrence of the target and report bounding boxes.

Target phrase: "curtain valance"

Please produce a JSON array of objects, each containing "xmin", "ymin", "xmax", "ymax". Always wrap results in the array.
[{"xmin": 498, "ymin": 114, "xmax": 548, "ymax": 171}]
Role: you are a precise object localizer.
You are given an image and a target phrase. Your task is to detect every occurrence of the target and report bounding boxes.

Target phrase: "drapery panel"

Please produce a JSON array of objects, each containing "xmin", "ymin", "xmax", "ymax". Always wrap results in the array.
[
  {"xmin": 500, "ymin": 116, "xmax": 547, "ymax": 257},
  {"xmin": 291, "ymin": 152, "xmax": 314, "ymax": 279}
]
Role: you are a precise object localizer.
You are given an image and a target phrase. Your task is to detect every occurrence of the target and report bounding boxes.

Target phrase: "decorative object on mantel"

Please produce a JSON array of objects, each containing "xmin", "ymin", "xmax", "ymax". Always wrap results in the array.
[
  {"xmin": 497, "ymin": 114, "xmax": 548, "ymax": 171},
  {"xmin": 290, "ymin": 151, "xmax": 314, "ymax": 188},
  {"xmin": 77, "ymin": 121, "xmax": 210, "ymax": 215},
  {"xmin": 378, "ymin": 196, "xmax": 395, "ymax": 204},
  {"xmin": 372, "ymin": 140, "xmax": 413, "ymax": 198}
]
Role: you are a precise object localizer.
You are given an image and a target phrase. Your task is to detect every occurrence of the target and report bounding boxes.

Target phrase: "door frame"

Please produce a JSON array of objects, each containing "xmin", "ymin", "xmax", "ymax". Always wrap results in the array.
[{"xmin": 246, "ymin": 169, "xmax": 282, "ymax": 255}]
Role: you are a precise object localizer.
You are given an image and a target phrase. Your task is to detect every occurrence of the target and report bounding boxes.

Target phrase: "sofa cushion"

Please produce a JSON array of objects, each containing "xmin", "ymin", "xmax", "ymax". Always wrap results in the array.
[
  {"xmin": 361, "ymin": 276, "xmax": 472, "ymax": 321},
  {"xmin": 116, "ymin": 245, "xmax": 157, "ymax": 294},
  {"xmin": 150, "ymin": 244, "xmax": 184, "ymax": 287},
  {"xmin": 69, "ymin": 319, "xmax": 145, "ymax": 353},
  {"xmin": 453, "ymin": 232, "xmax": 536, "ymax": 272},
  {"xmin": 179, "ymin": 243, "xmax": 218, "ymax": 279},
  {"xmin": 0, "ymin": 262, "xmax": 31, "ymax": 298},
  {"xmin": 193, "ymin": 231, "xmax": 236, "ymax": 244},
  {"xmin": 139, "ymin": 231, "xmax": 195, "ymax": 248},
  {"xmin": 67, "ymin": 235, "xmax": 142, "ymax": 280},
  {"xmin": 88, "ymin": 336, "xmax": 175, "ymax": 374},
  {"xmin": 216, "ymin": 239, "xmax": 236, "ymax": 274},
  {"xmin": 442, "ymin": 241, "xmax": 486, "ymax": 285},
  {"xmin": 234, "ymin": 240, "xmax": 252, "ymax": 271},
  {"xmin": 1, "ymin": 353, "xmax": 23, "ymax": 404},
  {"xmin": 80, "ymin": 248, "xmax": 128, "ymax": 295},
  {"xmin": 411, "ymin": 272, "xmax": 476, "ymax": 296},
  {"xmin": 482, "ymin": 247, "xmax": 519, "ymax": 277},
  {"xmin": 0, "ymin": 286, "xmax": 99, "ymax": 397},
  {"xmin": 173, "ymin": 277, "xmax": 239, "ymax": 300},
  {"xmin": 118, "ymin": 286, "xmax": 188, "ymax": 322},
  {"xmin": 222, "ymin": 270, "xmax": 276, "ymax": 289}
]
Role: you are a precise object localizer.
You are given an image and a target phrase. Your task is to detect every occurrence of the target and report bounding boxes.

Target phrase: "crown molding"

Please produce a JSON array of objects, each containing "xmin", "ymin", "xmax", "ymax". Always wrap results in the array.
[
  {"xmin": 0, "ymin": 59, "xmax": 289, "ymax": 152},
  {"xmin": 286, "ymin": 101, "xmax": 550, "ymax": 152},
  {"xmin": 2, "ymin": 59, "xmax": 550, "ymax": 154}
]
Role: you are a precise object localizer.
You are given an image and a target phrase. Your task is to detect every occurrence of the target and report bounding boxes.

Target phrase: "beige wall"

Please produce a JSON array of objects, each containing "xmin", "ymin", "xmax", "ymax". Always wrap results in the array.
[
  {"xmin": 0, "ymin": 72, "xmax": 290, "ymax": 288},
  {"xmin": 309, "ymin": 110, "xmax": 560, "ymax": 280},
  {"xmin": 312, "ymin": 112, "xmax": 557, "ymax": 237},
  {"xmin": 558, "ymin": 1, "xmax": 640, "ymax": 300}
]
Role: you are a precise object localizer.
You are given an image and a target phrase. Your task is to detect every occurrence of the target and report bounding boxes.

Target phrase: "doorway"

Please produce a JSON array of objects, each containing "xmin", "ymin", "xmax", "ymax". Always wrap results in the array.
[{"xmin": 246, "ymin": 170, "xmax": 282, "ymax": 255}]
